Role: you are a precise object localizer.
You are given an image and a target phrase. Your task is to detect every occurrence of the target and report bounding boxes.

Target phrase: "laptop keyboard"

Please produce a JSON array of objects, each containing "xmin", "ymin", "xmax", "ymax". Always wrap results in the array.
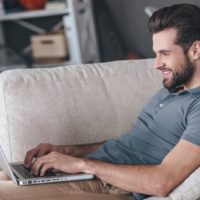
[{"xmin": 12, "ymin": 164, "xmax": 57, "ymax": 178}]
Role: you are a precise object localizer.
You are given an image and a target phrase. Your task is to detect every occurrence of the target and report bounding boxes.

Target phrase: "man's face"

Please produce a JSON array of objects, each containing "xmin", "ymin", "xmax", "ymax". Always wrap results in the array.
[{"xmin": 153, "ymin": 28, "xmax": 194, "ymax": 90}]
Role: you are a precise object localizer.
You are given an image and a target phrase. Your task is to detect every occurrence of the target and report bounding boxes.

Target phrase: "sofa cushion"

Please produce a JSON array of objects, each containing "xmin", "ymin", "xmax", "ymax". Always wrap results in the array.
[
  {"xmin": 145, "ymin": 166, "xmax": 200, "ymax": 200},
  {"xmin": 0, "ymin": 59, "xmax": 161, "ymax": 162},
  {"xmin": 145, "ymin": 197, "xmax": 171, "ymax": 200},
  {"xmin": 168, "ymin": 166, "xmax": 200, "ymax": 200}
]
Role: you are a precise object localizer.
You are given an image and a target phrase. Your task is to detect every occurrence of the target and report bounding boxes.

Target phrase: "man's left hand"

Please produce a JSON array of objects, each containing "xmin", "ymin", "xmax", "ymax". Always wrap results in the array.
[{"xmin": 30, "ymin": 152, "xmax": 84, "ymax": 176}]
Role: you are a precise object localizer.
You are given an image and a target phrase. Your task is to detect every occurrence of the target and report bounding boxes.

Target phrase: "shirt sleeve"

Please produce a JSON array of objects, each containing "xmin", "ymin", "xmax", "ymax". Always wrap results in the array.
[{"xmin": 181, "ymin": 97, "xmax": 200, "ymax": 146}]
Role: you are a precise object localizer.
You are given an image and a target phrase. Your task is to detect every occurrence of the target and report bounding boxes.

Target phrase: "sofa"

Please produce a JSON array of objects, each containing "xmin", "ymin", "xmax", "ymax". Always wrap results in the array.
[{"xmin": 0, "ymin": 58, "xmax": 200, "ymax": 200}]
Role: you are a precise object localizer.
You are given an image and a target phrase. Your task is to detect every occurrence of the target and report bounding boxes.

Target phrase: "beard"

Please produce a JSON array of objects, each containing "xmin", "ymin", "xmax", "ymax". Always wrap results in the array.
[{"xmin": 163, "ymin": 56, "xmax": 194, "ymax": 90}]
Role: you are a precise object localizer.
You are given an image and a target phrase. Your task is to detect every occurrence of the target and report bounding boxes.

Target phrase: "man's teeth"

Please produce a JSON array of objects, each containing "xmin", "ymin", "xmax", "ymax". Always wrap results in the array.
[
  {"xmin": 162, "ymin": 70, "xmax": 171, "ymax": 75},
  {"xmin": 163, "ymin": 71, "xmax": 170, "ymax": 74}
]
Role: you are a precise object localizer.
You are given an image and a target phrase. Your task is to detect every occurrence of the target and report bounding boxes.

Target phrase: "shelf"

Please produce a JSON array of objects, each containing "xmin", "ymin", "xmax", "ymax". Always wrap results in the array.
[
  {"xmin": 0, "ymin": 0, "xmax": 100, "ymax": 69},
  {"xmin": 32, "ymin": 60, "xmax": 75, "ymax": 68},
  {"xmin": 0, "ymin": 65, "xmax": 27, "ymax": 72},
  {"xmin": 0, "ymin": 8, "xmax": 69, "ymax": 21}
]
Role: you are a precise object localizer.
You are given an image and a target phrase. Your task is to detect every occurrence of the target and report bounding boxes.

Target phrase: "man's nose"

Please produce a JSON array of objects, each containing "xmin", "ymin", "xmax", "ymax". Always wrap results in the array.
[{"xmin": 154, "ymin": 58, "xmax": 165, "ymax": 69}]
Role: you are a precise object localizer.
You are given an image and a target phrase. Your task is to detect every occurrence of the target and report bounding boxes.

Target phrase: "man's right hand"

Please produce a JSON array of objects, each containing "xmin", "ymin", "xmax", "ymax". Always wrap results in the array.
[
  {"xmin": 24, "ymin": 141, "xmax": 104, "ymax": 168},
  {"xmin": 24, "ymin": 143, "xmax": 62, "ymax": 168}
]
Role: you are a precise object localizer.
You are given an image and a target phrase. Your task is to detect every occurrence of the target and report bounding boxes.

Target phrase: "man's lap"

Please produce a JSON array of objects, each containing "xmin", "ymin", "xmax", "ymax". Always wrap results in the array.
[{"xmin": 0, "ymin": 171, "xmax": 133, "ymax": 200}]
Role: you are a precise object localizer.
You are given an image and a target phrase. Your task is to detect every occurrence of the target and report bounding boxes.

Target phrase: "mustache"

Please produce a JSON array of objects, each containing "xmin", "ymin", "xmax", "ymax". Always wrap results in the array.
[{"xmin": 157, "ymin": 66, "xmax": 173, "ymax": 72}]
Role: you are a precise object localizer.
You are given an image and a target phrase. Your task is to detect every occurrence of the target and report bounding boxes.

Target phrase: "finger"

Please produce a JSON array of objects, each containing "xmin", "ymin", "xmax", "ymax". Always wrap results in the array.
[
  {"xmin": 24, "ymin": 148, "xmax": 40, "ymax": 167},
  {"xmin": 40, "ymin": 162, "xmax": 53, "ymax": 176},
  {"xmin": 37, "ymin": 144, "xmax": 52, "ymax": 157},
  {"xmin": 31, "ymin": 156, "xmax": 48, "ymax": 175},
  {"xmin": 24, "ymin": 144, "xmax": 50, "ymax": 167}
]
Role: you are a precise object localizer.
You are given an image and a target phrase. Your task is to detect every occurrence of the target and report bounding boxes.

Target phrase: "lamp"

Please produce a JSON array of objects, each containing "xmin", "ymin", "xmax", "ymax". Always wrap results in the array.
[{"xmin": 144, "ymin": 6, "xmax": 157, "ymax": 17}]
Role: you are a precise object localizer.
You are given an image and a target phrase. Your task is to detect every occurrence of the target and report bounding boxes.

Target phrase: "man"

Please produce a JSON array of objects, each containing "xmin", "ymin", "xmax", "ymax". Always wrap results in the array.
[{"xmin": 24, "ymin": 4, "xmax": 200, "ymax": 200}]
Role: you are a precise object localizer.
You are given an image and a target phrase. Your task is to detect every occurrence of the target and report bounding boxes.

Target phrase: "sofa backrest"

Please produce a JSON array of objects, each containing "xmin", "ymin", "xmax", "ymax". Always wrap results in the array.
[{"xmin": 0, "ymin": 59, "xmax": 162, "ymax": 162}]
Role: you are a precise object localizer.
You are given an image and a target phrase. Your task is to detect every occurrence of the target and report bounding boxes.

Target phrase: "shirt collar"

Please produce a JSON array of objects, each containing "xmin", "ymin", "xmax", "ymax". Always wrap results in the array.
[
  {"xmin": 186, "ymin": 86, "xmax": 200, "ymax": 96},
  {"xmin": 169, "ymin": 86, "xmax": 200, "ymax": 96}
]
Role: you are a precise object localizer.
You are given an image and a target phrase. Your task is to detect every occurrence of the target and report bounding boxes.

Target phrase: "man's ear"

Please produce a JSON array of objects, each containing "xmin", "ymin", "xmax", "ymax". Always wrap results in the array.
[{"xmin": 189, "ymin": 40, "xmax": 200, "ymax": 60}]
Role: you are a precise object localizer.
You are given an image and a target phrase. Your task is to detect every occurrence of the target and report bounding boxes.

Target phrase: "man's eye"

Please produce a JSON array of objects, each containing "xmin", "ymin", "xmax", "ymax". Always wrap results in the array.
[{"xmin": 162, "ymin": 53, "xmax": 170, "ymax": 56}]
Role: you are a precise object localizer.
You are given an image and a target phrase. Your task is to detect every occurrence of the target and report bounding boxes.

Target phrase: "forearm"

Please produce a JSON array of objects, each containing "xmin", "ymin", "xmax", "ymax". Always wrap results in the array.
[
  {"xmin": 79, "ymin": 140, "xmax": 200, "ymax": 196},
  {"xmin": 81, "ymin": 159, "xmax": 172, "ymax": 196},
  {"xmin": 57, "ymin": 142, "xmax": 105, "ymax": 157}
]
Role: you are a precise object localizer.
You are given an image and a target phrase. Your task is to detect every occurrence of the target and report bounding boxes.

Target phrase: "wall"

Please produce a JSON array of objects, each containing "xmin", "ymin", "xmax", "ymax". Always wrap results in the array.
[{"xmin": 105, "ymin": 0, "xmax": 200, "ymax": 58}]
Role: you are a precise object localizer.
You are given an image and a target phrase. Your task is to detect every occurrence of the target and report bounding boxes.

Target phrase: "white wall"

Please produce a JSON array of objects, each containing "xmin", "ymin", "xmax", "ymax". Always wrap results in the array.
[{"xmin": 105, "ymin": 0, "xmax": 200, "ymax": 58}]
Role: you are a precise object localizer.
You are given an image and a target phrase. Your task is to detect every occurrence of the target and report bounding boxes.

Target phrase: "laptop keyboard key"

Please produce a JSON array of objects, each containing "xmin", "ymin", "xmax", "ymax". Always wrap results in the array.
[{"xmin": 12, "ymin": 164, "xmax": 58, "ymax": 178}]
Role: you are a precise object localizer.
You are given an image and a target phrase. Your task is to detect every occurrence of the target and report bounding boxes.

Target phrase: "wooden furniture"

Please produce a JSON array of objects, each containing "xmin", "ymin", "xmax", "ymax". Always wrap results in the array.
[{"xmin": 0, "ymin": 0, "xmax": 99, "ymax": 69}]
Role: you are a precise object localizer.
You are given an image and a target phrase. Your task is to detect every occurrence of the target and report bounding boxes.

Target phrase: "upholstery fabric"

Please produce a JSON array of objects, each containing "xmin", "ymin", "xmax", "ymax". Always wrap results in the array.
[
  {"xmin": 145, "ymin": 167, "xmax": 200, "ymax": 199},
  {"xmin": 1, "ymin": 59, "xmax": 200, "ymax": 200},
  {"xmin": 0, "ymin": 59, "xmax": 161, "ymax": 162},
  {"xmin": 168, "ymin": 167, "xmax": 200, "ymax": 200},
  {"xmin": 145, "ymin": 197, "xmax": 171, "ymax": 200}
]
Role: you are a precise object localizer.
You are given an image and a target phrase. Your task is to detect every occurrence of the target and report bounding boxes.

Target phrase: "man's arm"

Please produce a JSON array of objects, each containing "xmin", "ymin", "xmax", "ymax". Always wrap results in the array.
[
  {"xmin": 30, "ymin": 139, "xmax": 200, "ymax": 197},
  {"xmin": 82, "ymin": 139, "xmax": 200, "ymax": 196},
  {"xmin": 60, "ymin": 142, "xmax": 105, "ymax": 157},
  {"xmin": 24, "ymin": 142, "xmax": 104, "ymax": 167}
]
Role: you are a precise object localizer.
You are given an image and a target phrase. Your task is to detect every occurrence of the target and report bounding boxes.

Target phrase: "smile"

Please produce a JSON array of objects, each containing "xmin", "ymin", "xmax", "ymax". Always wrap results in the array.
[{"xmin": 160, "ymin": 68, "xmax": 172, "ymax": 76}]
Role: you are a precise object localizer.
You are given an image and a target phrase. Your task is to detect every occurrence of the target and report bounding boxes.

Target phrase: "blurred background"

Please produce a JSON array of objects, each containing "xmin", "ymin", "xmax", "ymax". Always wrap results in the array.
[
  {"xmin": 94, "ymin": 0, "xmax": 200, "ymax": 60},
  {"xmin": 0, "ymin": 0, "xmax": 200, "ymax": 71}
]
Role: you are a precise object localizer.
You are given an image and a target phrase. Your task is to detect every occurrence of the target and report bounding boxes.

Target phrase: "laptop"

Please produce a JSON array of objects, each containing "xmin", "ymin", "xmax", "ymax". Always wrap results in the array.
[{"xmin": 0, "ymin": 146, "xmax": 94, "ymax": 186}]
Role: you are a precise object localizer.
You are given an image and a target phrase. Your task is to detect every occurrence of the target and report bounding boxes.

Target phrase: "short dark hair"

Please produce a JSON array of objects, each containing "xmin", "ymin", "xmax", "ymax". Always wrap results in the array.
[{"xmin": 148, "ymin": 4, "xmax": 200, "ymax": 53}]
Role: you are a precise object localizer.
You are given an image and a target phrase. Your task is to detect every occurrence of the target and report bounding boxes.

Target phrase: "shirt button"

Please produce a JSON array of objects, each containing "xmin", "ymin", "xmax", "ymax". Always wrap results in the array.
[{"xmin": 159, "ymin": 103, "xmax": 164, "ymax": 108}]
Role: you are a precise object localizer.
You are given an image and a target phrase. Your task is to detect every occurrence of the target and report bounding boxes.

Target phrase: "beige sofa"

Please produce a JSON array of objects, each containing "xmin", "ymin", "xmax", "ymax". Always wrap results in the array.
[{"xmin": 0, "ymin": 59, "xmax": 200, "ymax": 200}]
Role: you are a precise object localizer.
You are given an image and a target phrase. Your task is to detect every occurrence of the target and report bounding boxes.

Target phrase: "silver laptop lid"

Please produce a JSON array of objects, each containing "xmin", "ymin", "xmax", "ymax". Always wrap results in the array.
[{"xmin": 0, "ymin": 146, "xmax": 17, "ymax": 184}]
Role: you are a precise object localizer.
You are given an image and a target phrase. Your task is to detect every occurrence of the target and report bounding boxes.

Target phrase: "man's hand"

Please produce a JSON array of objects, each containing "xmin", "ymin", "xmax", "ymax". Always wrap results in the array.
[
  {"xmin": 24, "ymin": 142, "xmax": 104, "ymax": 168},
  {"xmin": 30, "ymin": 152, "xmax": 84, "ymax": 176},
  {"xmin": 24, "ymin": 143, "xmax": 62, "ymax": 168},
  {"xmin": 24, "ymin": 140, "xmax": 200, "ymax": 196}
]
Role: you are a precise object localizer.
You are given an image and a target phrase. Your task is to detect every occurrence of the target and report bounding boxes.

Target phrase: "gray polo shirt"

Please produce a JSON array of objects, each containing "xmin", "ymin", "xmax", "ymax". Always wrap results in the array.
[{"xmin": 87, "ymin": 87, "xmax": 200, "ymax": 199}]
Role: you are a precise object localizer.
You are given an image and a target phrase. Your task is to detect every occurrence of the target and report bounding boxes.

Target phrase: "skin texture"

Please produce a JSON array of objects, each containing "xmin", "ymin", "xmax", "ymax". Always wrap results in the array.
[
  {"xmin": 24, "ymin": 28, "xmax": 200, "ymax": 197},
  {"xmin": 153, "ymin": 28, "xmax": 200, "ymax": 90}
]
